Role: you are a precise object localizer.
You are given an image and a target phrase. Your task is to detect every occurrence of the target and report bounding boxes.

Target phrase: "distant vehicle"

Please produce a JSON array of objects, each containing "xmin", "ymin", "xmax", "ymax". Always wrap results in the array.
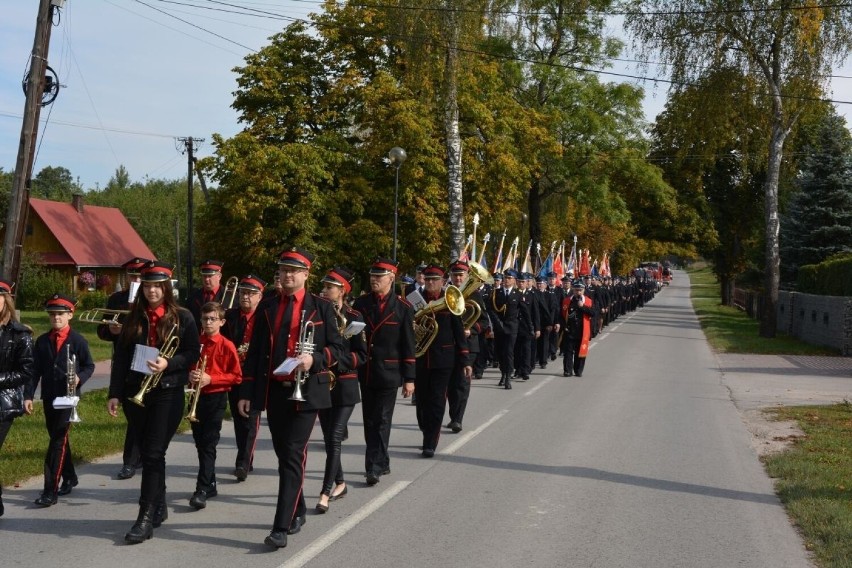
[{"xmin": 638, "ymin": 261, "xmax": 665, "ymax": 289}]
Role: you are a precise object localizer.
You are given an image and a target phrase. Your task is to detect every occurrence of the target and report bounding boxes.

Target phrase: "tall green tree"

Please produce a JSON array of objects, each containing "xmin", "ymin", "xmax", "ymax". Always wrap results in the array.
[
  {"xmin": 30, "ymin": 166, "xmax": 81, "ymax": 201},
  {"xmin": 781, "ymin": 111, "xmax": 852, "ymax": 278},
  {"xmin": 625, "ymin": 0, "xmax": 852, "ymax": 336}
]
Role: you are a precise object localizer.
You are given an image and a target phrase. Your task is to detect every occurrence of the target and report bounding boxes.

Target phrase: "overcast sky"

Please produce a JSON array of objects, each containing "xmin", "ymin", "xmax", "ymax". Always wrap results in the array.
[{"xmin": 1, "ymin": 1, "xmax": 850, "ymax": 190}]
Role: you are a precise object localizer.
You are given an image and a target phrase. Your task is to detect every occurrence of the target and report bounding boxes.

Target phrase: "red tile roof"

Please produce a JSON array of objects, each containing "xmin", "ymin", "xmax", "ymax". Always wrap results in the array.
[{"xmin": 29, "ymin": 197, "xmax": 155, "ymax": 267}]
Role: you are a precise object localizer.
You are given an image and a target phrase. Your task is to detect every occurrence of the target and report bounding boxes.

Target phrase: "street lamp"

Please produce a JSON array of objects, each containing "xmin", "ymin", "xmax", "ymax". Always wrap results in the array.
[{"xmin": 388, "ymin": 147, "xmax": 407, "ymax": 261}]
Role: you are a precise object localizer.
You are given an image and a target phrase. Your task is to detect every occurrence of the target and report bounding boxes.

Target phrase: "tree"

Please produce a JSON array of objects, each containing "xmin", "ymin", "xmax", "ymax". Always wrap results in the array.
[
  {"xmin": 781, "ymin": 111, "xmax": 852, "ymax": 278},
  {"xmin": 30, "ymin": 165, "xmax": 81, "ymax": 201},
  {"xmin": 625, "ymin": 0, "xmax": 852, "ymax": 336}
]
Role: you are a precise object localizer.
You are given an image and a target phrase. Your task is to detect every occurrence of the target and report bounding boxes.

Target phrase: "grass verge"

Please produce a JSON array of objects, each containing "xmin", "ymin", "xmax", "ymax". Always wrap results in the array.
[
  {"xmin": 686, "ymin": 267, "xmax": 836, "ymax": 355},
  {"xmin": 22, "ymin": 310, "xmax": 114, "ymax": 362},
  {"xmin": 763, "ymin": 403, "xmax": 852, "ymax": 568}
]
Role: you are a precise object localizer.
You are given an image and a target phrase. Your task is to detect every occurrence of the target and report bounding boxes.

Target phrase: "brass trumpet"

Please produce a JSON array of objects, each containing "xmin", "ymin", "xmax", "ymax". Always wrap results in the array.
[
  {"xmin": 130, "ymin": 323, "xmax": 180, "ymax": 407},
  {"xmin": 185, "ymin": 354, "xmax": 208, "ymax": 423},
  {"xmin": 221, "ymin": 276, "xmax": 239, "ymax": 310},
  {"xmin": 77, "ymin": 308, "xmax": 130, "ymax": 328},
  {"xmin": 414, "ymin": 285, "xmax": 465, "ymax": 357},
  {"xmin": 52, "ymin": 344, "xmax": 81, "ymax": 423}
]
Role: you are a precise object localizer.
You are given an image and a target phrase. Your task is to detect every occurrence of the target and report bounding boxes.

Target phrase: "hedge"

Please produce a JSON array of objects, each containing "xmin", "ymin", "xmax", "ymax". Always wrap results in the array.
[{"xmin": 797, "ymin": 253, "xmax": 852, "ymax": 296}]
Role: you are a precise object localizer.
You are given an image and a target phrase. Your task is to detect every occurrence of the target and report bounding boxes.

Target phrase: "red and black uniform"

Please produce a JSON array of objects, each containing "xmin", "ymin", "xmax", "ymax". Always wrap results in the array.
[
  {"xmin": 223, "ymin": 305, "xmax": 261, "ymax": 475},
  {"xmin": 28, "ymin": 325, "xmax": 95, "ymax": 501},
  {"xmin": 187, "ymin": 285, "xmax": 224, "ymax": 331},
  {"xmin": 240, "ymin": 288, "xmax": 344, "ymax": 535},
  {"xmin": 190, "ymin": 332, "xmax": 241, "ymax": 497},
  {"xmin": 415, "ymin": 287, "xmax": 469, "ymax": 454},
  {"xmin": 352, "ymin": 289, "xmax": 416, "ymax": 477},
  {"xmin": 560, "ymin": 293, "xmax": 595, "ymax": 377}
]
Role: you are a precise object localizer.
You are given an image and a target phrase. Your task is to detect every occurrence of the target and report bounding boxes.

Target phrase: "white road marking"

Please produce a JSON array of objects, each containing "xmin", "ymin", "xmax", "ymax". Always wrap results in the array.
[{"xmin": 524, "ymin": 376, "xmax": 552, "ymax": 397}]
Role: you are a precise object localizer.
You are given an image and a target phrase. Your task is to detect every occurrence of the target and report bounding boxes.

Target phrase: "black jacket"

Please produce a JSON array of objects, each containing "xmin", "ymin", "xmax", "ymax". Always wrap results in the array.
[
  {"xmin": 186, "ymin": 286, "xmax": 226, "ymax": 330},
  {"xmin": 240, "ymin": 292, "xmax": 344, "ymax": 412},
  {"xmin": 353, "ymin": 292, "xmax": 416, "ymax": 389},
  {"xmin": 330, "ymin": 304, "xmax": 367, "ymax": 407},
  {"xmin": 417, "ymin": 290, "xmax": 469, "ymax": 370},
  {"xmin": 0, "ymin": 321, "xmax": 34, "ymax": 422},
  {"xmin": 488, "ymin": 287, "xmax": 522, "ymax": 336},
  {"xmin": 109, "ymin": 308, "xmax": 201, "ymax": 400},
  {"xmin": 28, "ymin": 328, "xmax": 95, "ymax": 401}
]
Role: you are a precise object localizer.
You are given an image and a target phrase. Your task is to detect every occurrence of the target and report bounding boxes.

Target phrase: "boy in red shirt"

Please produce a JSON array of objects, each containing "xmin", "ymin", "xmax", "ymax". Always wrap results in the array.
[{"xmin": 188, "ymin": 302, "xmax": 242, "ymax": 509}]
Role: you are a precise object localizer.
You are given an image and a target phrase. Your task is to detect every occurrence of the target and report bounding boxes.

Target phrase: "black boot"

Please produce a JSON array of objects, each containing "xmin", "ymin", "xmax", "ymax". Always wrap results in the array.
[
  {"xmin": 153, "ymin": 497, "xmax": 168, "ymax": 528},
  {"xmin": 497, "ymin": 374, "xmax": 505, "ymax": 387},
  {"xmin": 125, "ymin": 502, "xmax": 156, "ymax": 544},
  {"xmin": 504, "ymin": 376, "xmax": 512, "ymax": 390}
]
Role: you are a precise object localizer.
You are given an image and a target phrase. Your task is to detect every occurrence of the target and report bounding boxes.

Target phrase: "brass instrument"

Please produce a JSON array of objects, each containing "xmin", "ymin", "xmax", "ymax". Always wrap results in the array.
[
  {"xmin": 221, "ymin": 276, "xmax": 239, "ymax": 310},
  {"xmin": 77, "ymin": 308, "xmax": 130, "ymax": 328},
  {"xmin": 130, "ymin": 323, "xmax": 180, "ymax": 407},
  {"xmin": 414, "ymin": 285, "xmax": 465, "ymax": 357},
  {"xmin": 459, "ymin": 261, "xmax": 494, "ymax": 330},
  {"xmin": 185, "ymin": 353, "xmax": 208, "ymax": 423},
  {"xmin": 53, "ymin": 344, "xmax": 81, "ymax": 423},
  {"xmin": 289, "ymin": 310, "xmax": 315, "ymax": 402}
]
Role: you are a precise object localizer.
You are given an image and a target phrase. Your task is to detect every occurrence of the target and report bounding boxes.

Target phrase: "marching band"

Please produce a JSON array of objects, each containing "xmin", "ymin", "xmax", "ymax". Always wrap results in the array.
[{"xmin": 0, "ymin": 237, "xmax": 662, "ymax": 547}]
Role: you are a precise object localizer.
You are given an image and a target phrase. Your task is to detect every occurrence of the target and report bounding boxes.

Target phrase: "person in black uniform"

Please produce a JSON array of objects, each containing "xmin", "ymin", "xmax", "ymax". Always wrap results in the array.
[
  {"xmin": 488, "ymin": 269, "xmax": 522, "ymax": 389},
  {"xmin": 560, "ymin": 280, "xmax": 596, "ymax": 377},
  {"xmin": 237, "ymin": 247, "xmax": 344, "ymax": 549},
  {"xmin": 222, "ymin": 274, "xmax": 266, "ymax": 482},
  {"xmin": 546, "ymin": 272, "xmax": 563, "ymax": 361},
  {"xmin": 108, "ymin": 261, "xmax": 201, "ymax": 544},
  {"xmin": 316, "ymin": 266, "xmax": 367, "ymax": 513},
  {"xmin": 25, "ymin": 294, "xmax": 95, "ymax": 507},
  {"xmin": 98, "ymin": 257, "xmax": 149, "ymax": 480},
  {"xmin": 514, "ymin": 273, "xmax": 538, "ymax": 381},
  {"xmin": 0, "ymin": 279, "xmax": 34, "ymax": 517},
  {"xmin": 403, "ymin": 263, "xmax": 427, "ymax": 297},
  {"xmin": 187, "ymin": 260, "xmax": 226, "ymax": 330},
  {"xmin": 415, "ymin": 265, "xmax": 469, "ymax": 457},
  {"xmin": 446, "ymin": 260, "xmax": 486, "ymax": 433},
  {"xmin": 352, "ymin": 258, "xmax": 416, "ymax": 485},
  {"xmin": 483, "ymin": 272, "xmax": 501, "ymax": 368}
]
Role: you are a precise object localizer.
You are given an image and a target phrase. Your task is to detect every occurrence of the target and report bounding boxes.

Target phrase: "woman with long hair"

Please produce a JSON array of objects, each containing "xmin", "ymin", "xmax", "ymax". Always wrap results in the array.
[
  {"xmin": 107, "ymin": 261, "xmax": 199, "ymax": 543},
  {"xmin": 0, "ymin": 279, "xmax": 34, "ymax": 517}
]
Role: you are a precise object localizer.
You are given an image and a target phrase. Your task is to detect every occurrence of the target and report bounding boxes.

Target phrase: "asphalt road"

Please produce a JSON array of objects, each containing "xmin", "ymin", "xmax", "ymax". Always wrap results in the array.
[{"xmin": 0, "ymin": 272, "xmax": 815, "ymax": 568}]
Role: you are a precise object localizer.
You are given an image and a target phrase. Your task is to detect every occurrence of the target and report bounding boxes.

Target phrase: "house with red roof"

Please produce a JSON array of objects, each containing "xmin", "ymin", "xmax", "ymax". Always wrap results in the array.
[{"xmin": 16, "ymin": 195, "xmax": 155, "ymax": 293}]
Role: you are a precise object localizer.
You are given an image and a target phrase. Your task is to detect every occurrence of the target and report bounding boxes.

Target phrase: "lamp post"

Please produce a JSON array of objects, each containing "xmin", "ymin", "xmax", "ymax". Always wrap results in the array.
[{"xmin": 388, "ymin": 147, "xmax": 407, "ymax": 261}]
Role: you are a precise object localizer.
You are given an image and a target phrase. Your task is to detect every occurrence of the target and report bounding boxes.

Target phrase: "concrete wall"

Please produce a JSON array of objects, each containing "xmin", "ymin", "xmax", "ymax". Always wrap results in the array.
[{"xmin": 777, "ymin": 291, "xmax": 852, "ymax": 355}]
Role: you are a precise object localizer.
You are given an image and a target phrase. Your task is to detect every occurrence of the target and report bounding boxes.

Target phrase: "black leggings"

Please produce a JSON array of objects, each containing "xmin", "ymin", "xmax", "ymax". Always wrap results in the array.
[{"xmin": 318, "ymin": 404, "xmax": 355, "ymax": 496}]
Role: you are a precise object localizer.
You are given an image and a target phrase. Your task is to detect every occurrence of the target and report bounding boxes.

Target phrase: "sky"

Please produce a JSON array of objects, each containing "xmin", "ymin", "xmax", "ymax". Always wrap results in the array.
[{"xmin": 1, "ymin": 1, "xmax": 850, "ymax": 191}]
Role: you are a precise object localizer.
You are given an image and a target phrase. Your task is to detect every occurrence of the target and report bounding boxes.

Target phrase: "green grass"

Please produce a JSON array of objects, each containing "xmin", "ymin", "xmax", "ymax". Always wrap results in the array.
[
  {"xmin": 764, "ymin": 403, "xmax": 852, "ymax": 568},
  {"xmin": 686, "ymin": 267, "xmax": 836, "ymax": 355},
  {"xmin": 21, "ymin": 310, "xmax": 114, "ymax": 362}
]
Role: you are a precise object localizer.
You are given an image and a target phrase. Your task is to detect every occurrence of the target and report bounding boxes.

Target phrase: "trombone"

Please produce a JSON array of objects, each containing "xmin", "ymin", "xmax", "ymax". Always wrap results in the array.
[
  {"xmin": 77, "ymin": 308, "xmax": 130, "ymax": 328},
  {"xmin": 221, "ymin": 276, "xmax": 239, "ymax": 310},
  {"xmin": 130, "ymin": 323, "xmax": 181, "ymax": 407},
  {"xmin": 185, "ymin": 353, "xmax": 208, "ymax": 423}
]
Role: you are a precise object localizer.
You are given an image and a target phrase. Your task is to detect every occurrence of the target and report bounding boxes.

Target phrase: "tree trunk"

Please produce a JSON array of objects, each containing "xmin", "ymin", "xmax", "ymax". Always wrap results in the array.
[
  {"xmin": 759, "ymin": 122, "xmax": 786, "ymax": 337},
  {"xmin": 443, "ymin": 4, "xmax": 464, "ymax": 261},
  {"xmin": 720, "ymin": 275, "xmax": 733, "ymax": 307}
]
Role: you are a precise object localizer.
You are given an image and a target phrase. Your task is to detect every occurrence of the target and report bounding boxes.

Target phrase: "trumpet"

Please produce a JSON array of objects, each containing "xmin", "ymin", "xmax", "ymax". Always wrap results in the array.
[
  {"xmin": 53, "ymin": 344, "xmax": 81, "ymax": 423},
  {"xmin": 414, "ymin": 285, "xmax": 465, "ymax": 357},
  {"xmin": 221, "ymin": 276, "xmax": 239, "ymax": 310},
  {"xmin": 77, "ymin": 308, "xmax": 130, "ymax": 328},
  {"xmin": 185, "ymin": 353, "xmax": 207, "ymax": 423},
  {"xmin": 130, "ymin": 323, "xmax": 180, "ymax": 407},
  {"xmin": 289, "ymin": 310, "xmax": 315, "ymax": 402}
]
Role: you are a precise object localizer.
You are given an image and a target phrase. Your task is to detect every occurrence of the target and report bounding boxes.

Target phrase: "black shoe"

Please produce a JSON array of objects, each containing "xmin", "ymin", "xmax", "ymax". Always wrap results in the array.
[
  {"xmin": 287, "ymin": 515, "xmax": 305, "ymax": 535},
  {"xmin": 265, "ymin": 530, "xmax": 288, "ymax": 548},
  {"xmin": 540, "ymin": 363, "xmax": 547, "ymax": 369},
  {"xmin": 551, "ymin": 354, "xmax": 557, "ymax": 361},
  {"xmin": 563, "ymin": 371, "xmax": 572, "ymax": 377},
  {"xmin": 234, "ymin": 466, "xmax": 248, "ymax": 482},
  {"xmin": 117, "ymin": 465, "xmax": 136, "ymax": 480},
  {"xmin": 125, "ymin": 503, "xmax": 155, "ymax": 544},
  {"xmin": 189, "ymin": 489, "xmax": 216, "ymax": 510},
  {"xmin": 504, "ymin": 380, "xmax": 512, "ymax": 390},
  {"xmin": 381, "ymin": 468, "xmax": 391, "ymax": 475},
  {"xmin": 421, "ymin": 449, "xmax": 435, "ymax": 458},
  {"xmin": 366, "ymin": 472, "xmax": 380, "ymax": 486},
  {"xmin": 329, "ymin": 485, "xmax": 348, "ymax": 501},
  {"xmin": 575, "ymin": 372, "xmax": 582, "ymax": 377},
  {"xmin": 153, "ymin": 501, "xmax": 168, "ymax": 528},
  {"xmin": 34, "ymin": 492, "xmax": 57, "ymax": 507},
  {"xmin": 497, "ymin": 374, "xmax": 505, "ymax": 386},
  {"xmin": 522, "ymin": 375, "xmax": 530, "ymax": 381},
  {"xmin": 58, "ymin": 479, "xmax": 78, "ymax": 496},
  {"xmin": 448, "ymin": 421, "xmax": 462, "ymax": 433}
]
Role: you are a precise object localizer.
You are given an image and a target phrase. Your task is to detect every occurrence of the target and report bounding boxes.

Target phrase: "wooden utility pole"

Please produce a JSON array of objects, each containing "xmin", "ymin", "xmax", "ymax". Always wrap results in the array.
[
  {"xmin": 2, "ymin": 0, "xmax": 58, "ymax": 284},
  {"xmin": 179, "ymin": 137, "xmax": 203, "ymax": 298}
]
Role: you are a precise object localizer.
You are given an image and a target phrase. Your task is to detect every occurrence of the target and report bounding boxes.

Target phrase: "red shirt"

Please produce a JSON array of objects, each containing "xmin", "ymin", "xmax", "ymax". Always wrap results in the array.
[
  {"xmin": 146, "ymin": 305, "xmax": 166, "ymax": 346},
  {"xmin": 50, "ymin": 325, "xmax": 71, "ymax": 353},
  {"xmin": 198, "ymin": 332, "xmax": 242, "ymax": 394},
  {"xmin": 273, "ymin": 288, "xmax": 306, "ymax": 380}
]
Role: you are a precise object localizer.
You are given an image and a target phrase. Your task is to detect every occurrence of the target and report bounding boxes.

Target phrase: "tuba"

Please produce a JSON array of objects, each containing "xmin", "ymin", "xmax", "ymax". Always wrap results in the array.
[
  {"xmin": 414, "ymin": 285, "xmax": 465, "ymax": 357},
  {"xmin": 53, "ymin": 344, "xmax": 81, "ymax": 423},
  {"xmin": 289, "ymin": 310, "xmax": 315, "ymax": 402},
  {"xmin": 130, "ymin": 323, "xmax": 181, "ymax": 407},
  {"xmin": 458, "ymin": 261, "xmax": 494, "ymax": 330}
]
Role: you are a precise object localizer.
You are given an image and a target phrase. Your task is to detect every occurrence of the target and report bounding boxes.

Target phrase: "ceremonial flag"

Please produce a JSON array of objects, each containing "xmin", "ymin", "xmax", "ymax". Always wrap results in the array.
[
  {"xmin": 553, "ymin": 241, "xmax": 564, "ymax": 278},
  {"xmin": 579, "ymin": 248, "xmax": 591, "ymax": 276},
  {"xmin": 521, "ymin": 240, "xmax": 533, "ymax": 274},
  {"xmin": 567, "ymin": 239, "xmax": 578, "ymax": 274},
  {"xmin": 478, "ymin": 232, "xmax": 491, "ymax": 266},
  {"xmin": 492, "ymin": 231, "xmax": 507, "ymax": 273},
  {"xmin": 538, "ymin": 253, "xmax": 553, "ymax": 279}
]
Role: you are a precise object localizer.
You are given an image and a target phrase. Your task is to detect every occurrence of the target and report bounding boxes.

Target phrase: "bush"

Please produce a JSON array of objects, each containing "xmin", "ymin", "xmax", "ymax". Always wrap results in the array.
[
  {"xmin": 77, "ymin": 290, "xmax": 109, "ymax": 311},
  {"xmin": 18, "ymin": 253, "xmax": 69, "ymax": 310},
  {"xmin": 797, "ymin": 253, "xmax": 852, "ymax": 295}
]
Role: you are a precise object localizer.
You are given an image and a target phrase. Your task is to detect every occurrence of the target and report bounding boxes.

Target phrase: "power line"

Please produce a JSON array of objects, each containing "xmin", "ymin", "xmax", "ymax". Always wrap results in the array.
[
  {"xmin": 132, "ymin": 0, "xmax": 258, "ymax": 51},
  {"xmin": 0, "ymin": 110, "xmax": 180, "ymax": 138}
]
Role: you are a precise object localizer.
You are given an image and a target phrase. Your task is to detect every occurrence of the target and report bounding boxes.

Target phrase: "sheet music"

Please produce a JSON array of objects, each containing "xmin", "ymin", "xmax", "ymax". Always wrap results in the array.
[
  {"xmin": 406, "ymin": 289, "xmax": 427, "ymax": 311},
  {"xmin": 343, "ymin": 320, "xmax": 366, "ymax": 338},
  {"xmin": 273, "ymin": 357, "xmax": 300, "ymax": 376},
  {"xmin": 131, "ymin": 344, "xmax": 160, "ymax": 374}
]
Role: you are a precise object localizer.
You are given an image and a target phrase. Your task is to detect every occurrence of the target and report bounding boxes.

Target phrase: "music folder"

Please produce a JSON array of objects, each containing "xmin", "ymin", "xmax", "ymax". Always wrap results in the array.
[{"xmin": 406, "ymin": 289, "xmax": 427, "ymax": 311}]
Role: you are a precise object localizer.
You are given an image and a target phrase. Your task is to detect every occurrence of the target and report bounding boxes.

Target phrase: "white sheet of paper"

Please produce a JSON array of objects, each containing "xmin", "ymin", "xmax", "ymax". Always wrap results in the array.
[
  {"xmin": 128, "ymin": 281, "xmax": 140, "ymax": 303},
  {"xmin": 131, "ymin": 344, "xmax": 160, "ymax": 374},
  {"xmin": 273, "ymin": 357, "xmax": 300, "ymax": 376},
  {"xmin": 406, "ymin": 289, "xmax": 427, "ymax": 311},
  {"xmin": 343, "ymin": 320, "xmax": 366, "ymax": 337}
]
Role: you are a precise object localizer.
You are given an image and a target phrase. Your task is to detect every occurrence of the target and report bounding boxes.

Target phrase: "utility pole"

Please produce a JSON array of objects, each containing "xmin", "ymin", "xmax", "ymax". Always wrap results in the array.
[
  {"xmin": 179, "ymin": 137, "xmax": 203, "ymax": 299},
  {"xmin": 2, "ymin": 0, "xmax": 59, "ymax": 284}
]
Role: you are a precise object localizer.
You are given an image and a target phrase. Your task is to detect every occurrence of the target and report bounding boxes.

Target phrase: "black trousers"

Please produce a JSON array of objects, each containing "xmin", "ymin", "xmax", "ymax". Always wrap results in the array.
[
  {"xmin": 42, "ymin": 401, "xmax": 76, "ymax": 494},
  {"xmin": 361, "ymin": 385, "xmax": 398, "ymax": 475},
  {"xmin": 121, "ymin": 403, "xmax": 142, "ymax": 469},
  {"xmin": 228, "ymin": 389, "xmax": 260, "ymax": 470},
  {"xmin": 318, "ymin": 404, "xmax": 355, "ymax": 495},
  {"xmin": 0, "ymin": 419, "xmax": 11, "ymax": 496},
  {"xmin": 562, "ymin": 337, "xmax": 587, "ymax": 376},
  {"xmin": 123, "ymin": 385, "xmax": 184, "ymax": 508},
  {"xmin": 447, "ymin": 364, "xmax": 470, "ymax": 425},
  {"xmin": 537, "ymin": 333, "xmax": 549, "ymax": 365},
  {"xmin": 514, "ymin": 333, "xmax": 532, "ymax": 377},
  {"xmin": 495, "ymin": 329, "xmax": 517, "ymax": 376},
  {"xmin": 190, "ymin": 391, "xmax": 227, "ymax": 493},
  {"xmin": 415, "ymin": 366, "xmax": 452, "ymax": 452},
  {"xmin": 549, "ymin": 328, "xmax": 559, "ymax": 359},
  {"xmin": 266, "ymin": 381, "xmax": 317, "ymax": 531}
]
